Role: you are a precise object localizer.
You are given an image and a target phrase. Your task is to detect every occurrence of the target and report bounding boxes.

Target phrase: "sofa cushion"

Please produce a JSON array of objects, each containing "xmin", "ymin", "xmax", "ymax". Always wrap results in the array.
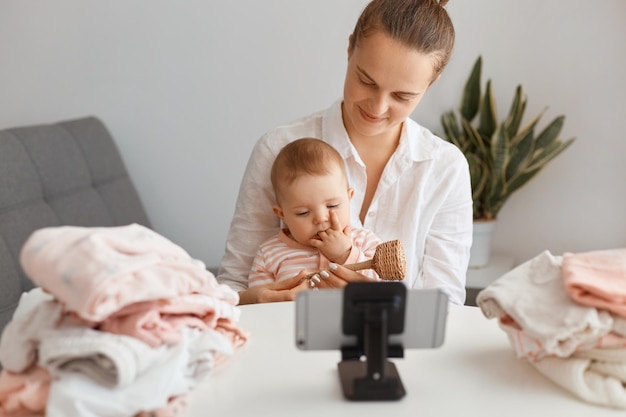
[{"xmin": 0, "ymin": 116, "xmax": 150, "ymax": 341}]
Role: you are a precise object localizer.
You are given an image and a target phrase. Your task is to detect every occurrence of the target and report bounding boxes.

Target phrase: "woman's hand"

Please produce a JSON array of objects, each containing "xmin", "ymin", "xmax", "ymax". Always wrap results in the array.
[
  {"xmin": 311, "ymin": 262, "xmax": 373, "ymax": 289},
  {"xmin": 238, "ymin": 272, "xmax": 310, "ymax": 305}
]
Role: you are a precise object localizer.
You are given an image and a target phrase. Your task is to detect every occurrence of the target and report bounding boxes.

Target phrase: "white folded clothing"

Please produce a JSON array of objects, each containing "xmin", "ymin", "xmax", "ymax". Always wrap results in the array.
[
  {"xmin": 531, "ymin": 348, "xmax": 626, "ymax": 409},
  {"xmin": 38, "ymin": 326, "xmax": 167, "ymax": 388},
  {"xmin": 477, "ymin": 250, "xmax": 613, "ymax": 358},
  {"xmin": 45, "ymin": 327, "xmax": 233, "ymax": 417}
]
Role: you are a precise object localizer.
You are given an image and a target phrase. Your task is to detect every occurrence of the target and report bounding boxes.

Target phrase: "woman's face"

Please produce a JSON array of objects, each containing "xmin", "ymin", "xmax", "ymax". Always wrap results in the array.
[{"xmin": 342, "ymin": 30, "xmax": 438, "ymax": 142}]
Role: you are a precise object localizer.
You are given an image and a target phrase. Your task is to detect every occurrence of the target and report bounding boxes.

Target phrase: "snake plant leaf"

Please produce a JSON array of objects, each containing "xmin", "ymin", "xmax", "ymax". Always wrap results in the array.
[
  {"xmin": 508, "ymin": 111, "xmax": 545, "ymax": 175},
  {"xmin": 478, "ymin": 79, "xmax": 497, "ymax": 139},
  {"xmin": 490, "ymin": 124, "xmax": 510, "ymax": 184},
  {"xmin": 505, "ymin": 126, "xmax": 534, "ymax": 181},
  {"xmin": 504, "ymin": 166, "xmax": 542, "ymax": 199},
  {"xmin": 467, "ymin": 153, "xmax": 488, "ymax": 199},
  {"xmin": 535, "ymin": 115, "xmax": 565, "ymax": 150},
  {"xmin": 504, "ymin": 85, "xmax": 526, "ymax": 141},
  {"xmin": 460, "ymin": 56, "xmax": 482, "ymax": 121},
  {"xmin": 441, "ymin": 112, "xmax": 463, "ymax": 149},
  {"xmin": 461, "ymin": 117, "xmax": 487, "ymax": 156},
  {"xmin": 467, "ymin": 153, "xmax": 488, "ymax": 218},
  {"xmin": 527, "ymin": 137, "xmax": 575, "ymax": 171},
  {"xmin": 485, "ymin": 126, "xmax": 510, "ymax": 216}
]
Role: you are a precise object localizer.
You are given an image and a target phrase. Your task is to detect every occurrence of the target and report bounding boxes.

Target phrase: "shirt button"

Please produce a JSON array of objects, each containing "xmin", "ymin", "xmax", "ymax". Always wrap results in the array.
[{"xmin": 367, "ymin": 211, "xmax": 375, "ymax": 218}]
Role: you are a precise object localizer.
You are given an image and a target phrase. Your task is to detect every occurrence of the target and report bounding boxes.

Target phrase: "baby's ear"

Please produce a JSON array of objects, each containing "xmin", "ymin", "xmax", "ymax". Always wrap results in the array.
[
  {"xmin": 272, "ymin": 205, "xmax": 285, "ymax": 220},
  {"xmin": 347, "ymin": 34, "xmax": 354, "ymax": 56}
]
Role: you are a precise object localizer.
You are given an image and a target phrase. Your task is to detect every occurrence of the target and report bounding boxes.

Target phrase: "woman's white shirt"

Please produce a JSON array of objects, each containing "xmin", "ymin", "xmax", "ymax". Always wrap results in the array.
[{"xmin": 217, "ymin": 99, "xmax": 472, "ymax": 305}]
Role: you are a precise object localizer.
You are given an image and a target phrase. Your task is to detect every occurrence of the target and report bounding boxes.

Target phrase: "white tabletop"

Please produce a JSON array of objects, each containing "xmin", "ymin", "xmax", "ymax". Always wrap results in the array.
[{"xmin": 185, "ymin": 302, "xmax": 622, "ymax": 416}]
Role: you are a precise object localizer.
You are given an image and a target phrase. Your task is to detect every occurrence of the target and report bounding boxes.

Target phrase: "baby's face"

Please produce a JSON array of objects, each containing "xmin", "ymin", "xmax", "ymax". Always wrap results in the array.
[{"xmin": 274, "ymin": 165, "xmax": 352, "ymax": 247}]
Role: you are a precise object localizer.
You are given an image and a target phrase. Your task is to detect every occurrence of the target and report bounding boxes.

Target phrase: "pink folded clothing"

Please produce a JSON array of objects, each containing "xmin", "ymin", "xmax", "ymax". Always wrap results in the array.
[
  {"xmin": 98, "ymin": 290, "xmax": 242, "ymax": 347},
  {"xmin": 135, "ymin": 394, "xmax": 188, "ymax": 417},
  {"xmin": 497, "ymin": 313, "xmax": 626, "ymax": 362},
  {"xmin": 19, "ymin": 224, "xmax": 232, "ymax": 321},
  {"xmin": 562, "ymin": 249, "xmax": 626, "ymax": 318},
  {"xmin": 0, "ymin": 366, "xmax": 51, "ymax": 417}
]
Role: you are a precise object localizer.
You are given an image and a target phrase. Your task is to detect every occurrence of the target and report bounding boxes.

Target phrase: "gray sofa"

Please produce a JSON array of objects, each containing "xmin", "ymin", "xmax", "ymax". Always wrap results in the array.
[{"xmin": 0, "ymin": 116, "xmax": 150, "ymax": 340}]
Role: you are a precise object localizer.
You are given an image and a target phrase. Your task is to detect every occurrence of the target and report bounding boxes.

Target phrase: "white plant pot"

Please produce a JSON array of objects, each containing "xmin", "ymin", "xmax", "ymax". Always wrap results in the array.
[{"xmin": 469, "ymin": 220, "xmax": 497, "ymax": 268}]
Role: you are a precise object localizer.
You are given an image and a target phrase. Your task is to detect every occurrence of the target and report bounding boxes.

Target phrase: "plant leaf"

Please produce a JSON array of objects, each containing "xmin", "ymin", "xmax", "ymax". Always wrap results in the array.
[
  {"xmin": 504, "ymin": 85, "xmax": 526, "ymax": 139},
  {"xmin": 478, "ymin": 79, "xmax": 497, "ymax": 138},
  {"xmin": 485, "ymin": 125, "xmax": 510, "ymax": 218},
  {"xmin": 461, "ymin": 118, "xmax": 487, "ymax": 157},
  {"xmin": 506, "ymin": 111, "xmax": 544, "ymax": 181},
  {"xmin": 509, "ymin": 110, "xmax": 543, "ymax": 148},
  {"xmin": 466, "ymin": 153, "xmax": 488, "ymax": 218},
  {"xmin": 504, "ymin": 167, "xmax": 542, "ymax": 199},
  {"xmin": 460, "ymin": 56, "xmax": 482, "ymax": 121},
  {"xmin": 490, "ymin": 124, "xmax": 509, "ymax": 184},
  {"xmin": 467, "ymin": 154, "xmax": 488, "ymax": 199},
  {"xmin": 527, "ymin": 137, "xmax": 575, "ymax": 171},
  {"xmin": 534, "ymin": 115, "xmax": 565, "ymax": 150},
  {"xmin": 505, "ymin": 126, "xmax": 534, "ymax": 181},
  {"xmin": 490, "ymin": 166, "xmax": 542, "ymax": 218},
  {"xmin": 441, "ymin": 112, "xmax": 463, "ymax": 148}
]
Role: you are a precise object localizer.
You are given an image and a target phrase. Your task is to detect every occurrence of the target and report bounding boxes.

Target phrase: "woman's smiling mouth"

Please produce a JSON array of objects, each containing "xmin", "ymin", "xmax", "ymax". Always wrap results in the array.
[{"xmin": 359, "ymin": 107, "xmax": 383, "ymax": 123}]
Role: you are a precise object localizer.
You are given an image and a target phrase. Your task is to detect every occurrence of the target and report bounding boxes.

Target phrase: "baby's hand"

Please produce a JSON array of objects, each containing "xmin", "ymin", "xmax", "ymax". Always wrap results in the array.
[{"xmin": 310, "ymin": 211, "xmax": 352, "ymax": 263}]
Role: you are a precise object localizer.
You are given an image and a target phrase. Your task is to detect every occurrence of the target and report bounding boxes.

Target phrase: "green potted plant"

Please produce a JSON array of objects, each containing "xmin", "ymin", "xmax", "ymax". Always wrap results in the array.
[{"xmin": 441, "ymin": 56, "xmax": 575, "ymax": 266}]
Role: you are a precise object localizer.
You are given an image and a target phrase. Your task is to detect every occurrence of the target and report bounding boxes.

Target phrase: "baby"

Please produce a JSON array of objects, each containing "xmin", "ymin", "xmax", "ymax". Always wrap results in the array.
[{"xmin": 248, "ymin": 138, "xmax": 381, "ymax": 288}]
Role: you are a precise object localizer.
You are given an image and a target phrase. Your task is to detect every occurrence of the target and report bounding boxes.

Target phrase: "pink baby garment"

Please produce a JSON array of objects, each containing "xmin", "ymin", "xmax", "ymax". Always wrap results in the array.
[
  {"xmin": 562, "ymin": 248, "xmax": 626, "ymax": 317},
  {"xmin": 0, "ymin": 366, "xmax": 51, "ymax": 416},
  {"xmin": 19, "ymin": 224, "xmax": 229, "ymax": 321},
  {"xmin": 99, "ymin": 292, "xmax": 241, "ymax": 347}
]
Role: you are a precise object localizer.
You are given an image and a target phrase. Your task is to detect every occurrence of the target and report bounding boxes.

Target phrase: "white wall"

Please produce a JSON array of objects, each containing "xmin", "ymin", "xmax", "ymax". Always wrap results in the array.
[{"xmin": 1, "ymin": 0, "xmax": 624, "ymax": 268}]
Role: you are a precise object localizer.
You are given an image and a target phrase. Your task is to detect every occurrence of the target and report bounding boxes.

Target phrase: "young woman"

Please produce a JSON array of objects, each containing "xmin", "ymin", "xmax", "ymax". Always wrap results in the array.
[{"xmin": 218, "ymin": 0, "xmax": 472, "ymax": 306}]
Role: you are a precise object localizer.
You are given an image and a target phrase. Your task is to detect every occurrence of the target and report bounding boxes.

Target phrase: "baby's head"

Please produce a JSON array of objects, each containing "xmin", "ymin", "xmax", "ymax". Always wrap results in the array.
[{"xmin": 271, "ymin": 138, "xmax": 353, "ymax": 246}]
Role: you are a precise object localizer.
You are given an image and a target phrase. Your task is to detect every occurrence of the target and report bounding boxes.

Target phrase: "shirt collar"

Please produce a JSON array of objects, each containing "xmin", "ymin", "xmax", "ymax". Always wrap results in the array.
[
  {"xmin": 322, "ymin": 99, "xmax": 356, "ymax": 161},
  {"xmin": 403, "ymin": 116, "xmax": 441, "ymax": 162}
]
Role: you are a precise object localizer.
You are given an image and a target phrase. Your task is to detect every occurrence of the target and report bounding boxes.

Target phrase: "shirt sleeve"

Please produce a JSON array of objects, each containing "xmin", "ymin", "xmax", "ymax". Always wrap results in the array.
[
  {"xmin": 421, "ymin": 150, "xmax": 473, "ymax": 306},
  {"xmin": 248, "ymin": 247, "xmax": 276, "ymax": 288},
  {"xmin": 344, "ymin": 229, "xmax": 382, "ymax": 280},
  {"xmin": 217, "ymin": 135, "xmax": 281, "ymax": 292}
]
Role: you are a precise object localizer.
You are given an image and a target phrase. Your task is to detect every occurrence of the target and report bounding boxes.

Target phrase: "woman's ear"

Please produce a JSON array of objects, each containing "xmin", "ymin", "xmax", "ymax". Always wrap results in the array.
[{"xmin": 347, "ymin": 187, "xmax": 355, "ymax": 200}]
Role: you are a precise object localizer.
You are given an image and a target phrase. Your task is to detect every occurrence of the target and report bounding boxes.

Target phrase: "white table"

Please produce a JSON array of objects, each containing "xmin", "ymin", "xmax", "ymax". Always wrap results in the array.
[{"xmin": 185, "ymin": 302, "xmax": 622, "ymax": 416}]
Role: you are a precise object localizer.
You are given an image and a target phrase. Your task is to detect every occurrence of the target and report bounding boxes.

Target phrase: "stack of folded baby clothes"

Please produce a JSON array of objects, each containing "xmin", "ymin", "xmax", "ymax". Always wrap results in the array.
[
  {"xmin": 477, "ymin": 248, "xmax": 626, "ymax": 409},
  {"xmin": 0, "ymin": 223, "xmax": 248, "ymax": 417}
]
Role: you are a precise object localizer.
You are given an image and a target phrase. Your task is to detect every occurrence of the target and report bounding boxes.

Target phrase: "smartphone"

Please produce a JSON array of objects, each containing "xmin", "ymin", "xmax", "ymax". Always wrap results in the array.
[{"xmin": 295, "ymin": 287, "xmax": 448, "ymax": 351}]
